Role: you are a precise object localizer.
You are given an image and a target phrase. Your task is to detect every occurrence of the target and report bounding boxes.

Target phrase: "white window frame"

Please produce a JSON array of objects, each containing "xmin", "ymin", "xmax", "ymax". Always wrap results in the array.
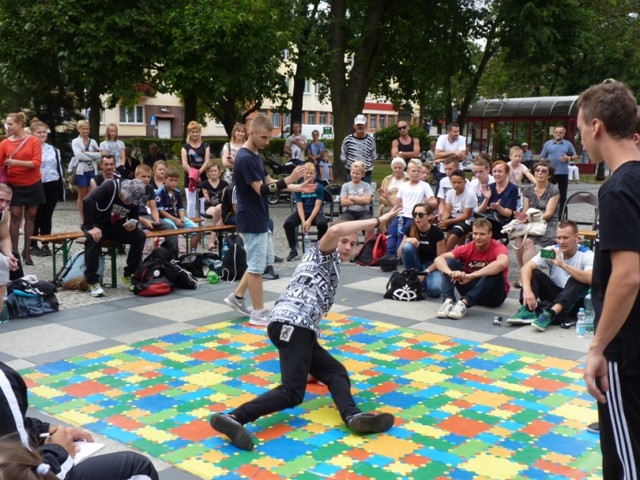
[{"xmin": 119, "ymin": 105, "xmax": 145, "ymax": 124}]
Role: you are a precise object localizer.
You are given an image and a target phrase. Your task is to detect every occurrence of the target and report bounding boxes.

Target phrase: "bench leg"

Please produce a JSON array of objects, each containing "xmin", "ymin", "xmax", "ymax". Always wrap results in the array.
[
  {"xmin": 50, "ymin": 240, "xmax": 73, "ymax": 281},
  {"xmin": 110, "ymin": 245, "xmax": 117, "ymax": 288}
]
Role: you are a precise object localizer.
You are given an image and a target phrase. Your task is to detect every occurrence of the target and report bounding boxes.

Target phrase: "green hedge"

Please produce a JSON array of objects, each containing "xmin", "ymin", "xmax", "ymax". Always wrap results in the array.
[{"xmin": 121, "ymin": 136, "xmax": 293, "ymax": 160}]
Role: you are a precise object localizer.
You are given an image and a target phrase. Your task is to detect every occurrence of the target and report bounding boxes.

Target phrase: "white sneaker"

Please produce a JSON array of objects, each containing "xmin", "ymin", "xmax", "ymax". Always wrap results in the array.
[
  {"xmin": 224, "ymin": 293, "xmax": 251, "ymax": 316},
  {"xmin": 249, "ymin": 308, "xmax": 269, "ymax": 326},
  {"xmin": 448, "ymin": 300, "xmax": 468, "ymax": 319},
  {"xmin": 89, "ymin": 283, "xmax": 105, "ymax": 298},
  {"xmin": 437, "ymin": 299, "xmax": 455, "ymax": 318}
]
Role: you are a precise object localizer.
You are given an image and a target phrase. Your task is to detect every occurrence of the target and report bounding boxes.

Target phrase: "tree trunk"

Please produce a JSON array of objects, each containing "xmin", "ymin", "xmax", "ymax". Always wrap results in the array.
[
  {"xmin": 327, "ymin": 0, "xmax": 400, "ymax": 180},
  {"xmin": 88, "ymin": 94, "xmax": 102, "ymax": 140},
  {"xmin": 291, "ymin": 74, "xmax": 305, "ymax": 126},
  {"xmin": 182, "ymin": 92, "xmax": 198, "ymax": 141}
]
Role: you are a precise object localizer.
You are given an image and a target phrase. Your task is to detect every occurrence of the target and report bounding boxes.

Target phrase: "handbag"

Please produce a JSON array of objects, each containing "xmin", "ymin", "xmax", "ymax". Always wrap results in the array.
[
  {"xmin": 502, "ymin": 208, "xmax": 547, "ymax": 245},
  {"xmin": 384, "ymin": 269, "xmax": 425, "ymax": 301}
]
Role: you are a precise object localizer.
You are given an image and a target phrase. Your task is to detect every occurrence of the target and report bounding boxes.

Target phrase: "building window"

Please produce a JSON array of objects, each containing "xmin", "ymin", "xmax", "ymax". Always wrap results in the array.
[
  {"xmin": 284, "ymin": 113, "xmax": 291, "ymax": 128},
  {"xmin": 272, "ymin": 112, "xmax": 280, "ymax": 127},
  {"xmin": 119, "ymin": 105, "xmax": 144, "ymax": 124},
  {"xmin": 319, "ymin": 113, "xmax": 327, "ymax": 124},
  {"xmin": 304, "ymin": 79, "xmax": 312, "ymax": 94},
  {"xmin": 379, "ymin": 115, "xmax": 386, "ymax": 128},
  {"xmin": 308, "ymin": 112, "xmax": 316, "ymax": 124},
  {"xmin": 370, "ymin": 116, "xmax": 377, "ymax": 129}
]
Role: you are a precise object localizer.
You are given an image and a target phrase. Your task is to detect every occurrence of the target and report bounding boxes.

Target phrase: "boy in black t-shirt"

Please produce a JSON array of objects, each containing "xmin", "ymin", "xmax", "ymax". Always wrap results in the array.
[{"xmin": 579, "ymin": 81, "xmax": 640, "ymax": 478}]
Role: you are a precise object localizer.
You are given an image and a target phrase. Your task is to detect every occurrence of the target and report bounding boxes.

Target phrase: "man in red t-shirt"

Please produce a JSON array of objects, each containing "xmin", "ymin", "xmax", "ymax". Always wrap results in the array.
[{"xmin": 434, "ymin": 218, "xmax": 510, "ymax": 319}]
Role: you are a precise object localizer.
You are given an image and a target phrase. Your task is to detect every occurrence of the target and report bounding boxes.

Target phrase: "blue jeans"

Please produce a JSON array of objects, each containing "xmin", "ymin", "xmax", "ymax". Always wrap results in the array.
[
  {"xmin": 401, "ymin": 242, "xmax": 442, "ymax": 298},
  {"xmin": 385, "ymin": 216, "xmax": 405, "ymax": 257},
  {"xmin": 441, "ymin": 258, "xmax": 506, "ymax": 307}
]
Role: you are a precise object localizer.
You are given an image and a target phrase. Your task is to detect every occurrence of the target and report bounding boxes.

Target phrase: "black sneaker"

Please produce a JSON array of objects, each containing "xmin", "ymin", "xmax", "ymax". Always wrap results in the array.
[
  {"xmin": 263, "ymin": 266, "xmax": 280, "ymax": 280},
  {"xmin": 587, "ymin": 422, "xmax": 599, "ymax": 434},
  {"xmin": 347, "ymin": 412, "xmax": 395, "ymax": 434},
  {"xmin": 209, "ymin": 413, "xmax": 254, "ymax": 451},
  {"xmin": 30, "ymin": 246, "xmax": 44, "ymax": 257},
  {"xmin": 286, "ymin": 249, "xmax": 298, "ymax": 262},
  {"xmin": 274, "ymin": 255, "xmax": 284, "ymax": 263},
  {"xmin": 40, "ymin": 245, "xmax": 52, "ymax": 257}
]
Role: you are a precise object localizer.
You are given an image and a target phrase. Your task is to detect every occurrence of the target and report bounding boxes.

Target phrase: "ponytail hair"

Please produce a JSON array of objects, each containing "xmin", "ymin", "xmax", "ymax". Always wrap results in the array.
[{"xmin": 0, "ymin": 435, "xmax": 58, "ymax": 480}]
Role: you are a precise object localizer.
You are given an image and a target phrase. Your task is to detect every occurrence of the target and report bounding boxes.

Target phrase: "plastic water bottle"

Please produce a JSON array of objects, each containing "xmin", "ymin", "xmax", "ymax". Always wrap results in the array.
[
  {"xmin": 303, "ymin": 234, "xmax": 311, "ymax": 252},
  {"xmin": 576, "ymin": 308, "xmax": 586, "ymax": 338},
  {"xmin": 221, "ymin": 241, "xmax": 229, "ymax": 258},
  {"xmin": 583, "ymin": 290, "xmax": 595, "ymax": 335}
]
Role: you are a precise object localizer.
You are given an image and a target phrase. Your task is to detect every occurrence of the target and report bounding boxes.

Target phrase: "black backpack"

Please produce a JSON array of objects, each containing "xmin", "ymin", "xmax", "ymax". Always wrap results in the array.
[
  {"xmin": 178, "ymin": 253, "xmax": 206, "ymax": 278},
  {"xmin": 384, "ymin": 269, "xmax": 425, "ymax": 301},
  {"xmin": 6, "ymin": 277, "xmax": 59, "ymax": 318},
  {"xmin": 220, "ymin": 235, "xmax": 247, "ymax": 282},
  {"xmin": 165, "ymin": 260, "xmax": 199, "ymax": 290}
]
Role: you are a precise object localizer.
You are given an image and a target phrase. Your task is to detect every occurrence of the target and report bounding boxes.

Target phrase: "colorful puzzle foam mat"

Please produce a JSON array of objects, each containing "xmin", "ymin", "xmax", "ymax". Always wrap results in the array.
[{"xmin": 24, "ymin": 313, "xmax": 601, "ymax": 479}]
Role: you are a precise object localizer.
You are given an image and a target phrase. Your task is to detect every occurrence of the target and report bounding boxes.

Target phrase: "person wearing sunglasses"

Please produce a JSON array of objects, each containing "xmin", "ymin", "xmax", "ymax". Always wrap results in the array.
[
  {"xmin": 397, "ymin": 203, "xmax": 445, "ymax": 297},
  {"xmin": 391, "ymin": 121, "xmax": 420, "ymax": 165}
]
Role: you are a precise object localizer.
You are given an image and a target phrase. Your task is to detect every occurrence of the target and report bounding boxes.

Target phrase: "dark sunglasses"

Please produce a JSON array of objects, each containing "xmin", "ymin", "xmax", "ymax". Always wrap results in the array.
[
  {"xmin": 413, "ymin": 212, "xmax": 427, "ymax": 218},
  {"xmin": 398, "ymin": 125, "xmax": 407, "ymax": 130}
]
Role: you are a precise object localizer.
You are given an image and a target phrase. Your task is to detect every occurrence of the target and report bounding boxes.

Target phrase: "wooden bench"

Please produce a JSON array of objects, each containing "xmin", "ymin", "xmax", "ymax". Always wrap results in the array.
[
  {"xmin": 32, "ymin": 224, "xmax": 237, "ymax": 286},
  {"xmin": 579, "ymin": 229, "xmax": 597, "ymax": 248}
]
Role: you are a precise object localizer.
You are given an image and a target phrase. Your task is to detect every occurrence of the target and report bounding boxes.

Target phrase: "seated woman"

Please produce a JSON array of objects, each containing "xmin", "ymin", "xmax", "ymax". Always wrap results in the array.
[
  {"xmin": 200, "ymin": 163, "xmax": 228, "ymax": 250},
  {"xmin": 283, "ymin": 162, "xmax": 329, "ymax": 261},
  {"xmin": 476, "ymin": 160, "xmax": 518, "ymax": 239},
  {"xmin": 514, "ymin": 161, "xmax": 560, "ymax": 286},
  {"xmin": 397, "ymin": 203, "xmax": 445, "ymax": 298},
  {"xmin": 340, "ymin": 161, "xmax": 373, "ymax": 239},
  {"xmin": 377, "ymin": 157, "xmax": 406, "ymax": 217}
]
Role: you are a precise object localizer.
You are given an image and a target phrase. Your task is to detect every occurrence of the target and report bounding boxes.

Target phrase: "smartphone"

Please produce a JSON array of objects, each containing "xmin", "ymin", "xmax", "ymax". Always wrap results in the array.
[
  {"xmin": 123, "ymin": 219, "xmax": 139, "ymax": 228},
  {"xmin": 540, "ymin": 248, "xmax": 556, "ymax": 260}
]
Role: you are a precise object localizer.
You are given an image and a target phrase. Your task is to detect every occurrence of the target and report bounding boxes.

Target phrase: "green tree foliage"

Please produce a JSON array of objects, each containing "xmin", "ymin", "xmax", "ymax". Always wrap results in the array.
[
  {"xmin": 477, "ymin": 0, "xmax": 640, "ymax": 99},
  {"xmin": 289, "ymin": 0, "xmax": 400, "ymax": 177},
  {"xmin": 0, "ymin": 0, "xmax": 169, "ymax": 137},
  {"xmin": 157, "ymin": 0, "xmax": 292, "ymax": 138}
]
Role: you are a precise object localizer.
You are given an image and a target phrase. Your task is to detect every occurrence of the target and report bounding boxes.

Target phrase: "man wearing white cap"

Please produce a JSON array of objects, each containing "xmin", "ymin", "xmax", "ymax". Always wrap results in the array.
[{"xmin": 340, "ymin": 114, "xmax": 376, "ymax": 183}]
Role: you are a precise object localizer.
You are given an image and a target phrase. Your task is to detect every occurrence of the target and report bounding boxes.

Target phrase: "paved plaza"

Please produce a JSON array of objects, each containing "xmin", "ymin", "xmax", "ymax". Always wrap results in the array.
[{"xmin": 0, "ymin": 183, "xmax": 602, "ymax": 479}]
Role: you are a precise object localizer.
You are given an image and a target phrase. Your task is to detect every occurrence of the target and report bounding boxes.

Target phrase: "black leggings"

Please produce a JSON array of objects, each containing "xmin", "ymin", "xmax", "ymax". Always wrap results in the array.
[
  {"xmin": 33, "ymin": 180, "xmax": 60, "ymax": 243},
  {"xmin": 230, "ymin": 322, "xmax": 361, "ymax": 425},
  {"xmin": 67, "ymin": 450, "xmax": 158, "ymax": 480}
]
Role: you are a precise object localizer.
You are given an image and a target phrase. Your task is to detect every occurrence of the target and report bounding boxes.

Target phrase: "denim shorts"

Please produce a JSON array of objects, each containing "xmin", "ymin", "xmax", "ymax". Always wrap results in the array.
[
  {"xmin": 75, "ymin": 171, "xmax": 95, "ymax": 187},
  {"xmin": 241, "ymin": 232, "xmax": 268, "ymax": 274},
  {"xmin": 161, "ymin": 217, "xmax": 198, "ymax": 229}
]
